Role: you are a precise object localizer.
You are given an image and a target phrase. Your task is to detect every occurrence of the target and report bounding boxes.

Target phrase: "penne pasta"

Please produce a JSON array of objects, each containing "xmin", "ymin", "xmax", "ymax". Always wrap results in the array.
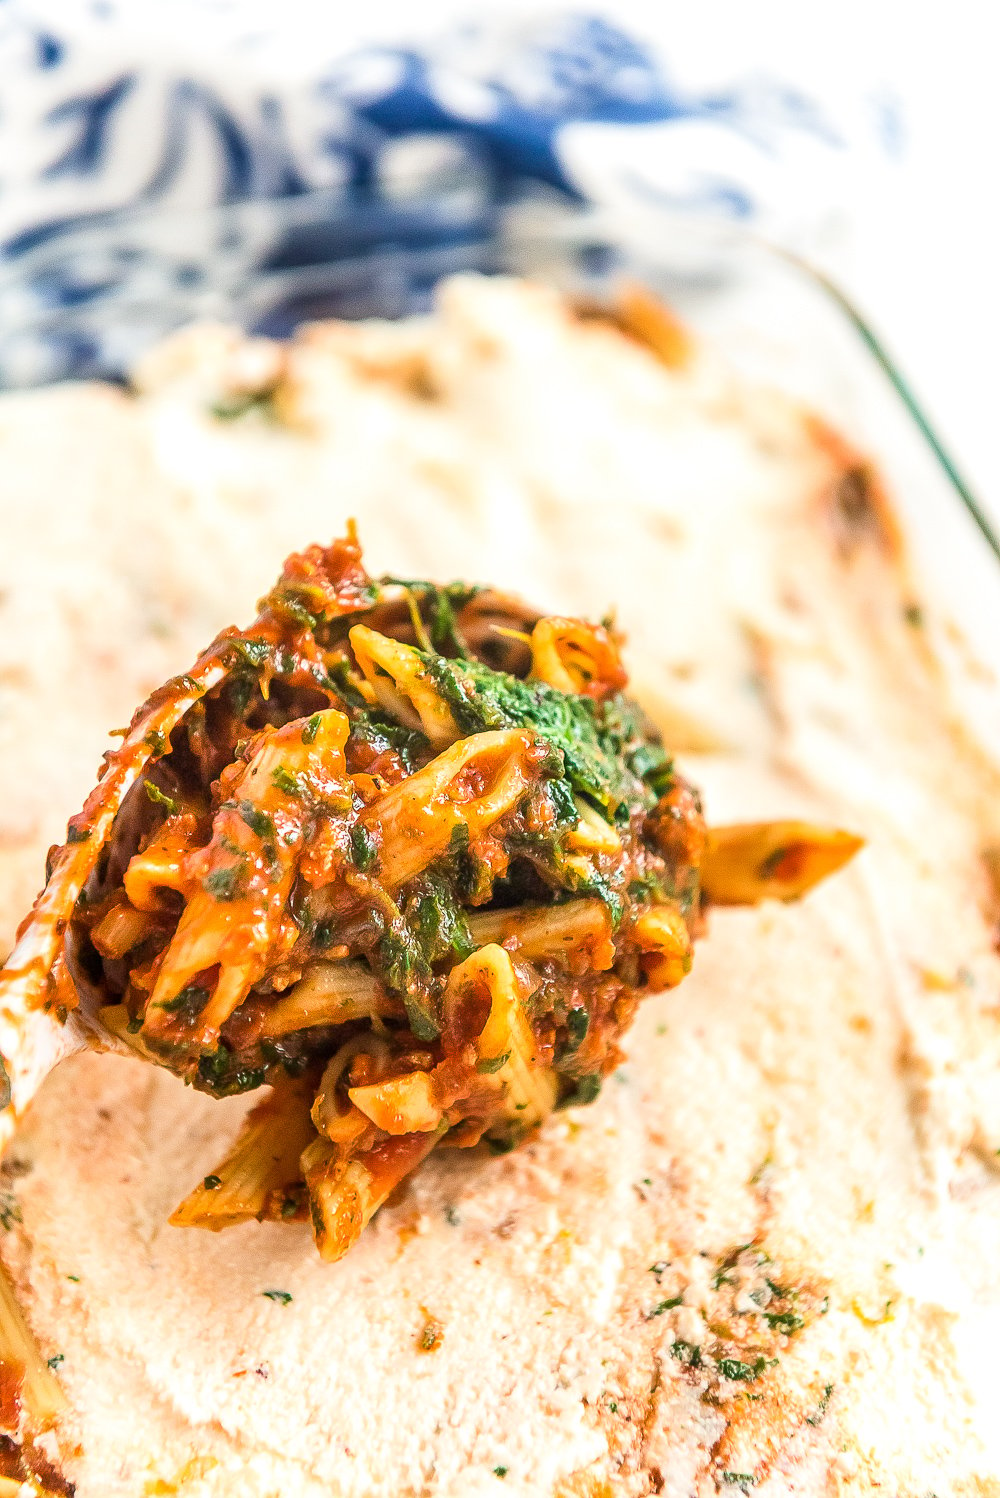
[
  {"xmin": 632, "ymin": 904, "xmax": 692, "ymax": 989},
  {"xmin": 349, "ymin": 1069, "xmax": 442, "ymax": 1134},
  {"xmin": 701, "ymin": 822, "xmax": 864, "ymax": 906},
  {"xmin": 564, "ymin": 797, "xmax": 621, "ymax": 855},
  {"xmin": 466, "ymin": 899, "xmax": 613, "ymax": 968},
  {"xmin": 360, "ymin": 728, "xmax": 543, "ymax": 890},
  {"xmin": 170, "ymin": 1075, "xmax": 318, "ymax": 1230},
  {"xmin": 528, "ymin": 617, "xmax": 627, "ymax": 700},
  {"xmin": 0, "ymin": 1259, "xmax": 66, "ymax": 1433},
  {"xmin": 260, "ymin": 961, "xmax": 401, "ymax": 1036},
  {"xmin": 123, "ymin": 814, "xmax": 202, "ymax": 912},
  {"xmin": 304, "ymin": 1129, "xmax": 445, "ymax": 1263},
  {"xmin": 143, "ymin": 710, "xmax": 351, "ymax": 1045},
  {"xmin": 350, "ymin": 625, "xmax": 460, "ymax": 747},
  {"xmin": 89, "ymin": 900, "xmax": 159, "ymax": 961},
  {"xmin": 445, "ymin": 945, "xmax": 558, "ymax": 1129},
  {"xmin": 0, "ymin": 527, "xmax": 862, "ymax": 1261}
]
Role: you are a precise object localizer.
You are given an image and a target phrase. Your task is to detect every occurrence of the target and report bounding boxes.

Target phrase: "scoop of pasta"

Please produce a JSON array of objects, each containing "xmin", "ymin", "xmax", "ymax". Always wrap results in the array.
[{"xmin": 0, "ymin": 529, "xmax": 861, "ymax": 1264}]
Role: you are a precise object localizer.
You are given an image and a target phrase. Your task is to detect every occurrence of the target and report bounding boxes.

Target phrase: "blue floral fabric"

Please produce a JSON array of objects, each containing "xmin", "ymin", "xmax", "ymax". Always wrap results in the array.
[{"xmin": 0, "ymin": 6, "xmax": 883, "ymax": 385}]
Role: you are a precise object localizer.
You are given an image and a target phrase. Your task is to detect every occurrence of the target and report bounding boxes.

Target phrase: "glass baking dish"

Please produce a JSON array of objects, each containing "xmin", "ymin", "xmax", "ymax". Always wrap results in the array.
[
  {"xmin": 3, "ymin": 180, "xmax": 1000, "ymax": 1498},
  {"xmin": 2, "ymin": 187, "xmax": 998, "ymax": 757}
]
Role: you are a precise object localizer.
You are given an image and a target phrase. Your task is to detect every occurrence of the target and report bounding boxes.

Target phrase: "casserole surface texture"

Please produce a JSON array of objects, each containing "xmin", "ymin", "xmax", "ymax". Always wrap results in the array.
[{"xmin": 3, "ymin": 278, "xmax": 1000, "ymax": 1496}]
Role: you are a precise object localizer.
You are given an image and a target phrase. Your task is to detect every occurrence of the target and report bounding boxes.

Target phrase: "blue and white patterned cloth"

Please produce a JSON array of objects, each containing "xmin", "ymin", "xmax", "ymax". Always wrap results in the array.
[{"xmin": 0, "ymin": 4, "xmax": 897, "ymax": 386}]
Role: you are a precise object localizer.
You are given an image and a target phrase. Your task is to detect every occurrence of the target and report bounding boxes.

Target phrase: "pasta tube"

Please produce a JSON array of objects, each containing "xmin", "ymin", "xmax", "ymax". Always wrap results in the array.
[
  {"xmin": 170, "ymin": 1075, "xmax": 318, "ymax": 1230},
  {"xmin": 0, "ymin": 1259, "xmax": 66, "ymax": 1433},
  {"xmin": 350, "ymin": 625, "xmax": 460, "ymax": 747},
  {"xmin": 360, "ymin": 729, "xmax": 544, "ymax": 890},
  {"xmin": 304, "ymin": 1129, "xmax": 445, "ymax": 1263},
  {"xmin": 701, "ymin": 822, "xmax": 864, "ymax": 906},
  {"xmin": 445, "ymin": 945, "xmax": 558, "ymax": 1129},
  {"xmin": 632, "ymin": 904, "xmax": 693, "ymax": 989},
  {"xmin": 261, "ymin": 961, "xmax": 401, "ymax": 1036},
  {"xmin": 466, "ymin": 899, "xmax": 613, "ymax": 969}
]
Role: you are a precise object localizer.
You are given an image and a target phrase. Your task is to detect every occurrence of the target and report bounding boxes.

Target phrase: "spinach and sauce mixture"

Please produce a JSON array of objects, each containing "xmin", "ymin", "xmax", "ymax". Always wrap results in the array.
[{"xmin": 9, "ymin": 530, "xmax": 860, "ymax": 1261}]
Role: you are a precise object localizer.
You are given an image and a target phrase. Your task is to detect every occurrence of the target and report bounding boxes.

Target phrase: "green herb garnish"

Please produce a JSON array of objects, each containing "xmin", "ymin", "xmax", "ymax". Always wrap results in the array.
[
  {"xmin": 477, "ymin": 1052, "xmax": 511, "ymax": 1075},
  {"xmin": 271, "ymin": 765, "xmax": 303, "ymax": 796},
  {"xmin": 203, "ymin": 862, "xmax": 246, "ymax": 901},
  {"xmin": 564, "ymin": 1007, "xmax": 589, "ymax": 1052},
  {"xmin": 156, "ymin": 983, "xmax": 210, "ymax": 1017},
  {"xmin": 0, "ymin": 1191, "xmax": 22, "ymax": 1231},
  {"xmin": 145, "ymin": 782, "xmax": 179, "ymax": 816},
  {"xmin": 210, "ymin": 389, "xmax": 275, "ymax": 422},
  {"xmin": 763, "ymin": 1309, "xmax": 804, "ymax": 1335},
  {"xmin": 350, "ymin": 823, "xmax": 378, "ymax": 872},
  {"xmin": 716, "ymin": 1356, "xmax": 774, "ymax": 1382},
  {"xmin": 647, "ymin": 1297, "xmax": 683, "ymax": 1318},
  {"xmin": 669, "ymin": 1340, "xmax": 702, "ymax": 1367},
  {"xmin": 558, "ymin": 1073, "xmax": 602, "ymax": 1109},
  {"xmin": 806, "ymin": 1383, "xmax": 834, "ymax": 1426},
  {"xmin": 239, "ymin": 801, "xmax": 275, "ymax": 840}
]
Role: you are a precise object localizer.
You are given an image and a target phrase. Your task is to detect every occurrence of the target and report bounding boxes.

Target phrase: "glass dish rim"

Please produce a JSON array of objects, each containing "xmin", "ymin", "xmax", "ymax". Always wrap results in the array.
[{"xmin": 1, "ymin": 188, "xmax": 994, "ymax": 564}]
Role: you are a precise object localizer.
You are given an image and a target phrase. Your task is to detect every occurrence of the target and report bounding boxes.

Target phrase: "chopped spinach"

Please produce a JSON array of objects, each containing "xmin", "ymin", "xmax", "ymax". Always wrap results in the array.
[
  {"xmin": 557, "ymin": 1072, "xmax": 602, "ymax": 1109},
  {"xmin": 350, "ymin": 823, "xmax": 378, "ymax": 872},
  {"xmin": 239, "ymin": 801, "xmax": 276, "ymax": 841},
  {"xmin": 716, "ymin": 1355, "xmax": 774, "ymax": 1382},
  {"xmin": 271, "ymin": 765, "xmax": 303, "ymax": 797},
  {"xmin": 349, "ymin": 712, "xmax": 429, "ymax": 770},
  {"xmin": 196, "ymin": 1045, "xmax": 266, "ymax": 1096},
  {"xmin": 156, "ymin": 983, "xmax": 210, "ymax": 1018},
  {"xmin": 326, "ymin": 657, "xmax": 370, "ymax": 712},
  {"xmin": 564, "ymin": 1006, "xmax": 589, "ymax": 1052},
  {"xmin": 407, "ymin": 870, "xmax": 475, "ymax": 966},
  {"xmin": 228, "ymin": 637, "xmax": 272, "ymax": 670},
  {"xmin": 647, "ymin": 1297, "xmax": 683, "ymax": 1318},
  {"xmin": 145, "ymin": 782, "xmax": 179, "ymax": 816},
  {"xmin": 379, "ymin": 577, "xmax": 482, "ymax": 658},
  {"xmin": 669, "ymin": 1340, "xmax": 702, "ymax": 1367},
  {"xmin": 422, "ymin": 655, "xmax": 637, "ymax": 821},
  {"xmin": 203, "ymin": 861, "xmax": 247, "ymax": 901},
  {"xmin": 476, "ymin": 1051, "xmax": 511, "ymax": 1075}
]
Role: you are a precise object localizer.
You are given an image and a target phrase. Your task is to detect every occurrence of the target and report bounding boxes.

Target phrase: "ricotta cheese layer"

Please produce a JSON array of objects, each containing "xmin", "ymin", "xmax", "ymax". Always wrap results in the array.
[{"xmin": 3, "ymin": 276, "xmax": 1000, "ymax": 1497}]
